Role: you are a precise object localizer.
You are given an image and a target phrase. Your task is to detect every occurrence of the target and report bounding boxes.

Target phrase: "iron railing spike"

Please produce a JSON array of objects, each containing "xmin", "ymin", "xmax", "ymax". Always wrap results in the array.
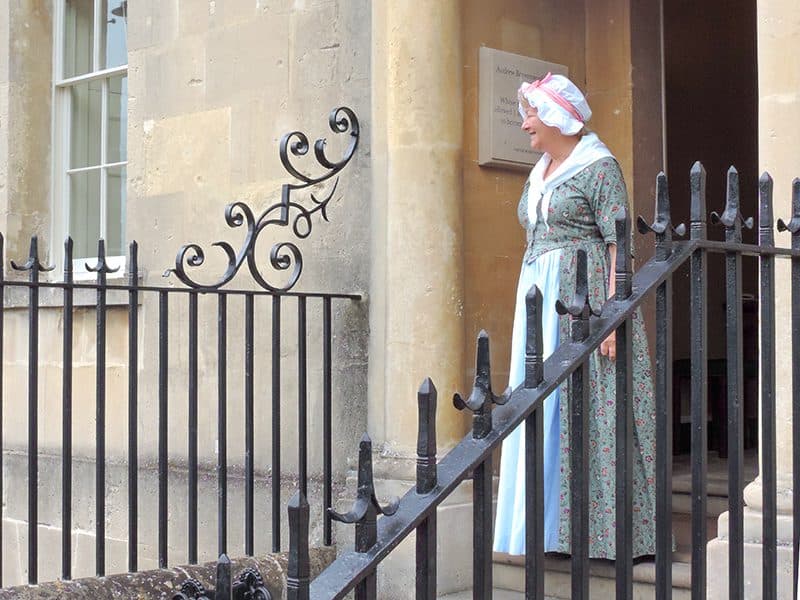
[
  {"xmin": 331, "ymin": 433, "xmax": 398, "ymax": 527},
  {"xmin": 777, "ymin": 179, "xmax": 800, "ymax": 235},
  {"xmin": 454, "ymin": 330, "xmax": 509, "ymax": 438},
  {"xmin": 760, "ymin": 173, "xmax": 775, "ymax": 247},
  {"xmin": 287, "ymin": 490, "xmax": 310, "ymax": 600},
  {"xmin": 556, "ymin": 250, "xmax": 597, "ymax": 319},
  {"xmin": 216, "ymin": 554, "xmax": 232, "ymax": 600},
  {"xmin": 794, "ymin": 177, "xmax": 800, "ymax": 216},
  {"xmin": 639, "ymin": 172, "xmax": 685, "ymax": 259},
  {"xmin": 416, "ymin": 378, "xmax": 438, "ymax": 495},
  {"xmin": 86, "ymin": 238, "xmax": 121, "ymax": 274},
  {"xmin": 656, "ymin": 171, "xmax": 670, "ymax": 226},
  {"xmin": 713, "ymin": 166, "xmax": 753, "ymax": 240},
  {"xmin": 690, "ymin": 161, "xmax": 708, "ymax": 227},
  {"xmin": 127, "ymin": 241, "xmax": 138, "ymax": 284},
  {"xmin": 11, "ymin": 235, "xmax": 54, "ymax": 273},
  {"xmin": 524, "ymin": 284, "xmax": 544, "ymax": 389},
  {"xmin": 63, "ymin": 237, "xmax": 74, "ymax": 276},
  {"xmin": 615, "ymin": 209, "xmax": 633, "ymax": 300}
]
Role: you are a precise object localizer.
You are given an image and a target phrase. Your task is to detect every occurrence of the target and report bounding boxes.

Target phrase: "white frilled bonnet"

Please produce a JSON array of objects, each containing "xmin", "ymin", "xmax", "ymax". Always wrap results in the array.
[{"xmin": 517, "ymin": 73, "xmax": 592, "ymax": 136}]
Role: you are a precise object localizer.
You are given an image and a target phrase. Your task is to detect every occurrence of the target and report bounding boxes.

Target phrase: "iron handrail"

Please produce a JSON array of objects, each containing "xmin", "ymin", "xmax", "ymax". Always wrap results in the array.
[{"xmin": 308, "ymin": 240, "xmax": 695, "ymax": 598}]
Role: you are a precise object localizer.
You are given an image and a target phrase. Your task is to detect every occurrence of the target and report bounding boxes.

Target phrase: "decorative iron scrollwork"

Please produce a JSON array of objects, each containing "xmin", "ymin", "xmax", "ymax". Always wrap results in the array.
[
  {"xmin": 166, "ymin": 107, "xmax": 360, "ymax": 292},
  {"xmin": 172, "ymin": 578, "xmax": 210, "ymax": 600},
  {"xmin": 171, "ymin": 563, "xmax": 272, "ymax": 600},
  {"xmin": 232, "ymin": 567, "xmax": 272, "ymax": 600}
]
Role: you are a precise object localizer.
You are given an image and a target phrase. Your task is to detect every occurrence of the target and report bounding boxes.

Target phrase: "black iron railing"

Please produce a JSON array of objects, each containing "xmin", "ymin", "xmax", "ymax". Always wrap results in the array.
[
  {"xmin": 0, "ymin": 108, "xmax": 362, "ymax": 587},
  {"xmin": 284, "ymin": 164, "xmax": 799, "ymax": 600}
]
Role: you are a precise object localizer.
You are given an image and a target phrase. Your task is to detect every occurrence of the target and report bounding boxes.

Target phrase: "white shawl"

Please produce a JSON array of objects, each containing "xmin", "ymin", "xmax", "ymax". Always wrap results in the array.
[{"xmin": 527, "ymin": 132, "xmax": 614, "ymax": 228}]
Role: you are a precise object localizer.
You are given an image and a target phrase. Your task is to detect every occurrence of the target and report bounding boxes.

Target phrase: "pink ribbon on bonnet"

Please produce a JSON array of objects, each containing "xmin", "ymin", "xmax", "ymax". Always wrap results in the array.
[{"xmin": 521, "ymin": 73, "xmax": 586, "ymax": 124}]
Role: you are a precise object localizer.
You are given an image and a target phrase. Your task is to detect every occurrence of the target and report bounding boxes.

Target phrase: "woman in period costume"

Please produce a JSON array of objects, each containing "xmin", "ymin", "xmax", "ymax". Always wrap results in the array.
[{"xmin": 493, "ymin": 73, "xmax": 657, "ymax": 559}]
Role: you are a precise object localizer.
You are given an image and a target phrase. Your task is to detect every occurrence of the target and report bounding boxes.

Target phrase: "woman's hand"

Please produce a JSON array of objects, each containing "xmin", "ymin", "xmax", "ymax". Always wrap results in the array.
[{"xmin": 600, "ymin": 330, "xmax": 616, "ymax": 360}]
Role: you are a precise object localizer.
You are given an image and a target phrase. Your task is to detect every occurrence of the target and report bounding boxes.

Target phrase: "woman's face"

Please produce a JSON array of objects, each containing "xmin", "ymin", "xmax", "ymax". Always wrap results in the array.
[{"xmin": 521, "ymin": 106, "xmax": 561, "ymax": 153}]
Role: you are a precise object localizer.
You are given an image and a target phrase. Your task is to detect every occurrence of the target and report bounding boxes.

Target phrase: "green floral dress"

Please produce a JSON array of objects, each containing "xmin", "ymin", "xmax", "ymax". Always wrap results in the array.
[{"xmin": 518, "ymin": 157, "xmax": 657, "ymax": 558}]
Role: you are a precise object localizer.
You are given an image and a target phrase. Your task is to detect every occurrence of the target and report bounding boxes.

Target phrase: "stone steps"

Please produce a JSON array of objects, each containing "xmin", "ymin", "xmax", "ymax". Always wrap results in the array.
[
  {"xmin": 491, "ymin": 553, "xmax": 692, "ymax": 599},
  {"xmin": 671, "ymin": 486, "xmax": 729, "ymax": 555}
]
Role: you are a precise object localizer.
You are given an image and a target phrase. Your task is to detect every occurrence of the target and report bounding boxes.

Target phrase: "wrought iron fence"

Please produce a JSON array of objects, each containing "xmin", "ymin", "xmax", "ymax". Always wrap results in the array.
[
  {"xmin": 0, "ymin": 108, "xmax": 362, "ymax": 587},
  {"xmin": 283, "ymin": 164, "xmax": 799, "ymax": 600}
]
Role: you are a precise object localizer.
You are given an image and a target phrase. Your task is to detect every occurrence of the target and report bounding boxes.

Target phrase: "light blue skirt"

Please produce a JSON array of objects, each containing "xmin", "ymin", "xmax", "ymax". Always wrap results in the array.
[{"xmin": 493, "ymin": 249, "xmax": 562, "ymax": 555}]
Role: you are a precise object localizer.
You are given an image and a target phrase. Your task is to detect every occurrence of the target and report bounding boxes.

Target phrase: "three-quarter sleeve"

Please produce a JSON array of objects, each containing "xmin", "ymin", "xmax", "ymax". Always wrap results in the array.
[{"xmin": 589, "ymin": 159, "xmax": 628, "ymax": 245}]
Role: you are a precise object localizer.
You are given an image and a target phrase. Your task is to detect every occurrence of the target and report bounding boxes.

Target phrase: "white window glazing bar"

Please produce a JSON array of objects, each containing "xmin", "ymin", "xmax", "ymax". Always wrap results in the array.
[
  {"xmin": 100, "ymin": 75, "xmax": 108, "ymax": 241},
  {"xmin": 93, "ymin": 0, "xmax": 101, "ymax": 71},
  {"xmin": 51, "ymin": 1, "xmax": 66, "ymax": 262},
  {"xmin": 66, "ymin": 160, "xmax": 127, "ymax": 175},
  {"xmin": 55, "ymin": 65, "xmax": 127, "ymax": 89}
]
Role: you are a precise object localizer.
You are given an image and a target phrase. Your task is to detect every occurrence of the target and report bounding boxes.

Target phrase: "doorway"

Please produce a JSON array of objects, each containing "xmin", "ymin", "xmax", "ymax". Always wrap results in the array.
[{"xmin": 663, "ymin": 0, "xmax": 759, "ymax": 467}]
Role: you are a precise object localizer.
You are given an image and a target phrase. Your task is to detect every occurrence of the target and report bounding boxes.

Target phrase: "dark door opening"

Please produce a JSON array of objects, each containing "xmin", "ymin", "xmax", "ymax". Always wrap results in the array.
[{"xmin": 663, "ymin": 0, "xmax": 759, "ymax": 463}]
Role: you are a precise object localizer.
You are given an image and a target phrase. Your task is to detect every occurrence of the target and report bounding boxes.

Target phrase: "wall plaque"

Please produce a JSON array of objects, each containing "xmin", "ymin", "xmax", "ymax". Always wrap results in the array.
[{"xmin": 478, "ymin": 47, "xmax": 568, "ymax": 170}]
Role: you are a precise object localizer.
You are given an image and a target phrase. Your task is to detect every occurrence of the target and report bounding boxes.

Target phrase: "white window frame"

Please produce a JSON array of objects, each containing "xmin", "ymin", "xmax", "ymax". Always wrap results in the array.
[{"xmin": 52, "ymin": 0, "xmax": 128, "ymax": 280}]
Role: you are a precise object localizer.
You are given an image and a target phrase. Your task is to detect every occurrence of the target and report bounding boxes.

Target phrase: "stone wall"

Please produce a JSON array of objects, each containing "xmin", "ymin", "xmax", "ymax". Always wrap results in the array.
[
  {"xmin": 460, "ymin": 0, "xmax": 587, "ymax": 390},
  {"xmin": 0, "ymin": 0, "xmax": 371, "ymax": 587}
]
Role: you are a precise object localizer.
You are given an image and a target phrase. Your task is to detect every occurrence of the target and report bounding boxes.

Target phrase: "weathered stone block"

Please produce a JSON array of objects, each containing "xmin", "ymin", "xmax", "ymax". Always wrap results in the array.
[
  {"xmin": 0, "ymin": 546, "xmax": 336, "ymax": 599},
  {"xmin": 127, "ymin": 0, "xmax": 180, "ymax": 51},
  {"xmin": 205, "ymin": 17, "xmax": 290, "ymax": 107}
]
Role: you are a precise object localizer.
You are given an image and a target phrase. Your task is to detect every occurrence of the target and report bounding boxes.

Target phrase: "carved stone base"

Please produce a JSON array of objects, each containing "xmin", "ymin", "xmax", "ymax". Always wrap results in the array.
[{"xmin": 706, "ymin": 478, "xmax": 794, "ymax": 599}]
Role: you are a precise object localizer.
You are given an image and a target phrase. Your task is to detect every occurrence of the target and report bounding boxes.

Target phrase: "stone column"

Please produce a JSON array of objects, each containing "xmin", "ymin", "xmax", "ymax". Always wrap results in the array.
[
  {"xmin": 707, "ymin": 1, "xmax": 799, "ymax": 596},
  {"xmin": 0, "ymin": 3, "xmax": 53, "ymax": 258},
  {"xmin": 365, "ymin": 1, "xmax": 469, "ymax": 596}
]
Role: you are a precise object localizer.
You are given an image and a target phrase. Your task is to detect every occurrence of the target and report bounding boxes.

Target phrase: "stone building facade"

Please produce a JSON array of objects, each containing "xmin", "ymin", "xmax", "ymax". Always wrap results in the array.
[{"xmin": 0, "ymin": 0, "xmax": 797, "ymax": 597}]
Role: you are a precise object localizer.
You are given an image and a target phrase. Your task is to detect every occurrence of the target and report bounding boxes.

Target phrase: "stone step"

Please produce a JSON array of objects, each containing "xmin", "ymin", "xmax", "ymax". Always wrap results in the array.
[
  {"xmin": 439, "ymin": 590, "xmax": 534, "ymax": 599},
  {"xmin": 671, "ymin": 487, "xmax": 730, "ymax": 554},
  {"xmin": 493, "ymin": 553, "xmax": 692, "ymax": 600}
]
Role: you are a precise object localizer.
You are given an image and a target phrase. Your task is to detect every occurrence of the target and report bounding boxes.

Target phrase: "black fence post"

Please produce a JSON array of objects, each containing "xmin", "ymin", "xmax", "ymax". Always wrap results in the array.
[
  {"xmin": 556, "ymin": 249, "xmax": 593, "ymax": 600},
  {"xmin": 216, "ymin": 554, "xmax": 232, "ymax": 600},
  {"xmin": 638, "ymin": 172, "xmax": 685, "ymax": 600},
  {"xmin": 759, "ymin": 172, "xmax": 777, "ymax": 600},
  {"xmin": 416, "ymin": 378, "xmax": 438, "ymax": 600},
  {"xmin": 87, "ymin": 239, "xmax": 121, "ymax": 577},
  {"xmin": 188, "ymin": 288, "xmax": 199, "ymax": 565},
  {"xmin": 11, "ymin": 236, "xmax": 54, "ymax": 585},
  {"xmin": 271, "ymin": 295, "xmax": 282, "ymax": 553},
  {"xmin": 218, "ymin": 295, "xmax": 228, "ymax": 557},
  {"xmin": 127, "ymin": 241, "xmax": 139, "ymax": 573},
  {"xmin": 244, "ymin": 292, "xmax": 255, "ymax": 557},
  {"xmin": 711, "ymin": 166, "xmax": 752, "ymax": 600},
  {"xmin": 614, "ymin": 208, "xmax": 634, "ymax": 600},
  {"xmin": 777, "ymin": 179, "xmax": 800, "ymax": 600},
  {"xmin": 454, "ymin": 331, "xmax": 510, "ymax": 600},
  {"xmin": 288, "ymin": 491, "xmax": 310, "ymax": 600},
  {"xmin": 524, "ymin": 286, "xmax": 545, "ymax": 600},
  {"xmin": 62, "ymin": 237, "xmax": 74, "ymax": 581},
  {"xmin": 330, "ymin": 434, "xmax": 398, "ymax": 600},
  {"xmin": 689, "ymin": 162, "xmax": 708, "ymax": 600},
  {"xmin": 159, "ymin": 289, "xmax": 169, "ymax": 567}
]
